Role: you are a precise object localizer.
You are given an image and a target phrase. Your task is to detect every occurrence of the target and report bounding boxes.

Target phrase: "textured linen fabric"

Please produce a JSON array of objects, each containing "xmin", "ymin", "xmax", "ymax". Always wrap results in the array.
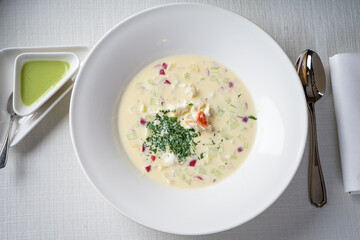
[
  {"xmin": 0, "ymin": 0, "xmax": 360, "ymax": 239},
  {"xmin": 330, "ymin": 54, "xmax": 360, "ymax": 194}
]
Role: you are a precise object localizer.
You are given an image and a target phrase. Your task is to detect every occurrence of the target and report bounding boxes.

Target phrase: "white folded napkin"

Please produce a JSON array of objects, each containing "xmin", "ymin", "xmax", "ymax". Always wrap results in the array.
[{"xmin": 330, "ymin": 53, "xmax": 360, "ymax": 194}]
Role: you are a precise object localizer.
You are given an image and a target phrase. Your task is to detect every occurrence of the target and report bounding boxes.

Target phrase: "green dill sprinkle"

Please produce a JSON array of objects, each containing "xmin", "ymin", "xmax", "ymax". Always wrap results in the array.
[
  {"xmin": 188, "ymin": 103, "xmax": 193, "ymax": 106},
  {"xmin": 145, "ymin": 110, "xmax": 199, "ymax": 162},
  {"xmin": 248, "ymin": 115, "xmax": 257, "ymax": 120},
  {"xmin": 238, "ymin": 94, "xmax": 241, "ymax": 98}
]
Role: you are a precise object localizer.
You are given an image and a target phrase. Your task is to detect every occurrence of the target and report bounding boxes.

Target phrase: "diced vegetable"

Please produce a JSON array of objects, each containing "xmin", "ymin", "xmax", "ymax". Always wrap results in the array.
[
  {"xmin": 225, "ymin": 97, "xmax": 231, "ymax": 104},
  {"xmin": 184, "ymin": 72, "xmax": 190, "ymax": 79},
  {"xmin": 237, "ymin": 134, "xmax": 246, "ymax": 142},
  {"xmin": 145, "ymin": 165, "xmax": 151, "ymax": 172},
  {"xmin": 147, "ymin": 79, "xmax": 156, "ymax": 86},
  {"xmin": 194, "ymin": 176, "xmax": 203, "ymax": 180},
  {"xmin": 207, "ymin": 146, "xmax": 219, "ymax": 160},
  {"xmin": 159, "ymin": 69, "xmax": 165, "ymax": 75},
  {"xmin": 228, "ymin": 117, "xmax": 239, "ymax": 129},
  {"xmin": 199, "ymin": 166, "xmax": 207, "ymax": 174},
  {"xmin": 189, "ymin": 159, "xmax": 197, "ymax": 167},
  {"xmin": 126, "ymin": 130, "xmax": 137, "ymax": 140},
  {"xmin": 211, "ymin": 168, "xmax": 222, "ymax": 178},
  {"xmin": 185, "ymin": 179, "xmax": 192, "ymax": 185},
  {"xmin": 220, "ymin": 127, "xmax": 232, "ymax": 140},
  {"xmin": 210, "ymin": 66, "xmax": 218, "ymax": 74},
  {"xmin": 215, "ymin": 104, "xmax": 225, "ymax": 117},
  {"xmin": 190, "ymin": 64, "xmax": 199, "ymax": 72},
  {"xmin": 142, "ymin": 144, "xmax": 146, "ymax": 152},
  {"xmin": 151, "ymin": 155, "xmax": 156, "ymax": 161},
  {"xmin": 149, "ymin": 97, "xmax": 157, "ymax": 106},
  {"xmin": 140, "ymin": 118, "xmax": 147, "ymax": 125}
]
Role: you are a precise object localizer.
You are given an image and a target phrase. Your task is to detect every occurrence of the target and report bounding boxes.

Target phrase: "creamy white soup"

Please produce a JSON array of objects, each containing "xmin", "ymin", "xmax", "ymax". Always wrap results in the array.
[{"xmin": 118, "ymin": 55, "xmax": 257, "ymax": 188}]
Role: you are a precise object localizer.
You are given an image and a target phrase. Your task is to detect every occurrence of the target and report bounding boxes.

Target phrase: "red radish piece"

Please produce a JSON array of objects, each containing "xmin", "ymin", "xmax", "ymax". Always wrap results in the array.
[
  {"xmin": 142, "ymin": 144, "xmax": 146, "ymax": 152},
  {"xmin": 242, "ymin": 116, "xmax": 248, "ymax": 123},
  {"xmin": 140, "ymin": 118, "xmax": 147, "ymax": 125},
  {"xmin": 237, "ymin": 147, "xmax": 243, "ymax": 152},
  {"xmin": 151, "ymin": 155, "xmax": 156, "ymax": 161},
  {"xmin": 145, "ymin": 165, "xmax": 151, "ymax": 172},
  {"xmin": 159, "ymin": 69, "xmax": 165, "ymax": 75},
  {"xmin": 228, "ymin": 82, "xmax": 234, "ymax": 88},
  {"xmin": 189, "ymin": 159, "xmax": 197, "ymax": 167},
  {"xmin": 164, "ymin": 79, "xmax": 171, "ymax": 84},
  {"xmin": 162, "ymin": 62, "xmax": 168, "ymax": 69},
  {"xmin": 194, "ymin": 176, "xmax": 203, "ymax": 180}
]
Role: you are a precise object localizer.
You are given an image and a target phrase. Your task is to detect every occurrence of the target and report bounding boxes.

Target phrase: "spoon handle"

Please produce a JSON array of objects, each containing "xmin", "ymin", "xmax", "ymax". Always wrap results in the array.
[
  {"xmin": 307, "ymin": 102, "xmax": 327, "ymax": 208},
  {"xmin": 0, "ymin": 115, "xmax": 15, "ymax": 169}
]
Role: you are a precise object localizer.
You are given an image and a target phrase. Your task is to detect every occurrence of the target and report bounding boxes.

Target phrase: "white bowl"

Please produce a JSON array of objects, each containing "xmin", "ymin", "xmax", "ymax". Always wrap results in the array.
[
  {"xmin": 13, "ymin": 52, "xmax": 79, "ymax": 116},
  {"xmin": 70, "ymin": 3, "xmax": 307, "ymax": 235}
]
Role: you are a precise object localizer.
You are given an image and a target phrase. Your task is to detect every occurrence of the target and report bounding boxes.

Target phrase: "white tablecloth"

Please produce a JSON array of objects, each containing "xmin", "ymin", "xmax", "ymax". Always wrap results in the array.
[{"xmin": 1, "ymin": 0, "xmax": 360, "ymax": 239}]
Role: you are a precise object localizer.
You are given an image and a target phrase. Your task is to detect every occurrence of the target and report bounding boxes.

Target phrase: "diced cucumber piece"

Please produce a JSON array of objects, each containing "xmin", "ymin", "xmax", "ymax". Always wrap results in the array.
[
  {"xmin": 207, "ymin": 146, "xmax": 219, "ymax": 160},
  {"xmin": 199, "ymin": 166, "xmax": 207, "ymax": 174},
  {"xmin": 126, "ymin": 130, "xmax": 137, "ymax": 140},
  {"xmin": 184, "ymin": 72, "xmax": 190, "ymax": 79},
  {"xmin": 238, "ymin": 134, "xmax": 246, "ymax": 142},
  {"xmin": 150, "ymin": 97, "xmax": 157, "ymax": 106},
  {"xmin": 220, "ymin": 127, "xmax": 232, "ymax": 140},
  {"xmin": 211, "ymin": 168, "xmax": 223, "ymax": 178},
  {"xmin": 225, "ymin": 97, "xmax": 231, "ymax": 104},
  {"xmin": 228, "ymin": 117, "xmax": 239, "ymax": 129},
  {"xmin": 215, "ymin": 105, "xmax": 225, "ymax": 117},
  {"xmin": 147, "ymin": 79, "xmax": 156, "ymax": 86}
]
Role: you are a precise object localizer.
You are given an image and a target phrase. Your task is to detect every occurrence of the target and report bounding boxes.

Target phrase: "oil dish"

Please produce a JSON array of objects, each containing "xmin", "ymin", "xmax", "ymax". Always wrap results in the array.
[{"xmin": 13, "ymin": 52, "xmax": 79, "ymax": 116}]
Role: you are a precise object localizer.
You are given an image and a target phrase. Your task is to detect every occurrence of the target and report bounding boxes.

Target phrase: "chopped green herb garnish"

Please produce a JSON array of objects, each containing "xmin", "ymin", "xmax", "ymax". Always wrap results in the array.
[
  {"xmin": 238, "ymin": 94, "xmax": 241, "ymax": 98},
  {"xmin": 200, "ymin": 152, "xmax": 204, "ymax": 159},
  {"xmin": 248, "ymin": 115, "xmax": 257, "ymax": 120},
  {"xmin": 145, "ymin": 110, "xmax": 199, "ymax": 162},
  {"xmin": 188, "ymin": 103, "xmax": 193, "ymax": 106}
]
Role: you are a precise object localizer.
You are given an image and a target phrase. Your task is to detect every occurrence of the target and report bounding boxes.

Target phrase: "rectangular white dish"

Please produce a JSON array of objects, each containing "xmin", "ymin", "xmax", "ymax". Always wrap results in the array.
[{"xmin": 0, "ymin": 46, "xmax": 89, "ymax": 147}]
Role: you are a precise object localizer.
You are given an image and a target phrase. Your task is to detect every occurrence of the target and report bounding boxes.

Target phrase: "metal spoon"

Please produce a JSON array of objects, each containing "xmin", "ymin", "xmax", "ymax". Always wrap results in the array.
[
  {"xmin": 295, "ymin": 49, "xmax": 327, "ymax": 208},
  {"xmin": 0, "ymin": 94, "xmax": 17, "ymax": 168}
]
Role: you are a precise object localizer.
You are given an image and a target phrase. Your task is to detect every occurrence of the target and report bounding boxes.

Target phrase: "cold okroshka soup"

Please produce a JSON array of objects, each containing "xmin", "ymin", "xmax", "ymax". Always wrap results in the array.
[{"xmin": 118, "ymin": 55, "xmax": 257, "ymax": 188}]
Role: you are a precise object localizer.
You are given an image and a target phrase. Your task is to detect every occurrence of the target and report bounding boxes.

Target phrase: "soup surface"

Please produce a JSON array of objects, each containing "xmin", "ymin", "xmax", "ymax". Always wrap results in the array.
[
  {"xmin": 21, "ymin": 60, "xmax": 70, "ymax": 106},
  {"xmin": 118, "ymin": 55, "xmax": 257, "ymax": 188}
]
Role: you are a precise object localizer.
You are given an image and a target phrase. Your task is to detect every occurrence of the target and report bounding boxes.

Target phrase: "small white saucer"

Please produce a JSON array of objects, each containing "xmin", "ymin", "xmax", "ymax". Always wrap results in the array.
[
  {"xmin": 13, "ymin": 52, "xmax": 80, "ymax": 116},
  {"xmin": 0, "ymin": 46, "xmax": 89, "ymax": 147}
]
